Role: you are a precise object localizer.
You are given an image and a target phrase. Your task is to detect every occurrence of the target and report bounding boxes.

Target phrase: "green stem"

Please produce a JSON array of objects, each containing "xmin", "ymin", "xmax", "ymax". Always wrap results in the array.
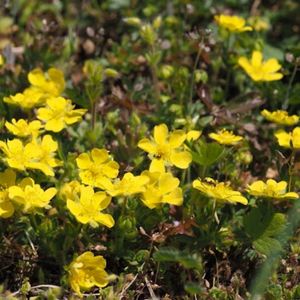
[
  {"xmin": 288, "ymin": 150, "xmax": 295, "ymax": 192},
  {"xmin": 150, "ymin": 45, "xmax": 161, "ymax": 104},
  {"xmin": 212, "ymin": 199, "xmax": 220, "ymax": 224},
  {"xmin": 188, "ymin": 37, "xmax": 204, "ymax": 106},
  {"xmin": 91, "ymin": 99, "xmax": 97, "ymax": 130},
  {"xmin": 282, "ymin": 62, "xmax": 299, "ymax": 110},
  {"xmin": 122, "ymin": 197, "xmax": 128, "ymax": 215},
  {"xmin": 224, "ymin": 33, "xmax": 232, "ymax": 100}
]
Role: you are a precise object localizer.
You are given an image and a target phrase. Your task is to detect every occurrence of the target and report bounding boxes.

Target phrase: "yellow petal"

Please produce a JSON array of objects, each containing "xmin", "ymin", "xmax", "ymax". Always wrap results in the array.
[
  {"xmin": 95, "ymin": 213, "xmax": 115, "ymax": 228},
  {"xmin": 154, "ymin": 124, "xmax": 169, "ymax": 144},
  {"xmin": 91, "ymin": 148, "xmax": 109, "ymax": 164},
  {"xmin": 238, "ymin": 57, "xmax": 253, "ymax": 74},
  {"xmin": 169, "ymin": 130, "xmax": 186, "ymax": 148},
  {"xmin": 262, "ymin": 58, "xmax": 281, "ymax": 73},
  {"xmin": 170, "ymin": 151, "xmax": 192, "ymax": 169},
  {"xmin": 251, "ymin": 51, "xmax": 263, "ymax": 68},
  {"xmin": 76, "ymin": 153, "xmax": 92, "ymax": 169},
  {"xmin": 149, "ymin": 158, "xmax": 165, "ymax": 173},
  {"xmin": 159, "ymin": 173, "xmax": 179, "ymax": 194},
  {"xmin": 138, "ymin": 138, "xmax": 157, "ymax": 154},
  {"xmin": 162, "ymin": 188, "xmax": 183, "ymax": 206}
]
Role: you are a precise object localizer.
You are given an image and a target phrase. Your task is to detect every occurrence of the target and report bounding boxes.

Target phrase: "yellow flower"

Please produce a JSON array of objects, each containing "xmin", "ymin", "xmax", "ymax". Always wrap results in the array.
[
  {"xmin": 68, "ymin": 251, "xmax": 109, "ymax": 296},
  {"xmin": 60, "ymin": 180, "xmax": 81, "ymax": 201},
  {"xmin": 261, "ymin": 109, "xmax": 299, "ymax": 126},
  {"xmin": 5, "ymin": 118, "xmax": 43, "ymax": 138},
  {"xmin": 193, "ymin": 177, "xmax": 248, "ymax": 205},
  {"xmin": 209, "ymin": 129, "xmax": 243, "ymax": 145},
  {"xmin": 67, "ymin": 185, "xmax": 114, "ymax": 228},
  {"xmin": 37, "ymin": 97, "xmax": 87, "ymax": 132},
  {"xmin": 108, "ymin": 172, "xmax": 149, "ymax": 197},
  {"xmin": 8, "ymin": 177, "xmax": 57, "ymax": 213},
  {"xmin": 0, "ymin": 136, "xmax": 60, "ymax": 176},
  {"xmin": 0, "ymin": 139, "xmax": 36, "ymax": 171},
  {"xmin": 275, "ymin": 127, "xmax": 300, "ymax": 149},
  {"xmin": 4, "ymin": 87, "xmax": 45, "ymax": 109},
  {"xmin": 76, "ymin": 148, "xmax": 119, "ymax": 190},
  {"xmin": 138, "ymin": 124, "xmax": 192, "ymax": 173},
  {"xmin": 141, "ymin": 171, "xmax": 183, "ymax": 209},
  {"xmin": 215, "ymin": 15, "xmax": 252, "ymax": 32},
  {"xmin": 238, "ymin": 50, "xmax": 283, "ymax": 81},
  {"xmin": 248, "ymin": 16, "xmax": 270, "ymax": 31},
  {"xmin": 247, "ymin": 179, "xmax": 298, "ymax": 200},
  {"xmin": 186, "ymin": 130, "xmax": 202, "ymax": 142},
  {"xmin": 0, "ymin": 54, "xmax": 4, "ymax": 66},
  {"xmin": 28, "ymin": 67, "xmax": 65, "ymax": 97},
  {"xmin": 0, "ymin": 169, "xmax": 16, "ymax": 218},
  {"xmin": 26, "ymin": 135, "xmax": 61, "ymax": 176}
]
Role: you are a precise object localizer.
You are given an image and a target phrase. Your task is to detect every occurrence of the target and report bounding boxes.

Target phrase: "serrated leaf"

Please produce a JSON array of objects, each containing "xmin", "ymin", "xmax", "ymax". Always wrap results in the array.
[
  {"xmin": 243, "ymin": 205, "xmax": 274, "ymax": 239},
  {"xmin": 192, "ymin": 139, "xmax": 226, "ymax": 167},
  {"xmin": 253, "ymin": 236, "xmax": 282, "ymax": 257},
  {"xmin": 243, "ymin": 205, "xmax": 286, "ymax": 255}
]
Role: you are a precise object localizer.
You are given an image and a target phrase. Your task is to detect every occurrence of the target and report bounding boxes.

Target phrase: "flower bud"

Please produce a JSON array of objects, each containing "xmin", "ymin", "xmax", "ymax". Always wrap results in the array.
[
  {"xmin": 123, "ymin": 17, "xmax": 142, "ymax": 27},
  {"xmin": 140, "ymin": 24, "xmax": 156, "ymax": 45},
  {"xmin": 104, "ymin": 68, "xmax": 119, "ymax": 78},
  {"xmin": 160, "ymin": 65, "xmax": 174, "ymax": 79}
]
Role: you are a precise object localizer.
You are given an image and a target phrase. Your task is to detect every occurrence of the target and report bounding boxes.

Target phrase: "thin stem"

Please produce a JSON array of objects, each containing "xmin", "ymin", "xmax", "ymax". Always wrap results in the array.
[
  {"xmin": 288, "ymin": 150, "xmax": 295, "ymax": 192},
  {"xmin": 91, "ymin": 98, "xmax": 97, "ymax": 130},
  {"xmin": 188, "ymin": 37, "xmax": 204, "ymax": 106},
  {"xmin": 282, "ymin": 63, "xmax": 299, "ymax": 110},
  {"xmin": 150, "ymin": 45, "xmax": 161, "ymax": 104},
  {"xmin": 224, "ymin": 33, "xmax": 232, "ymax": 100},
  {"xmin": 122, "ymin": 197, "xmax": 128, "ymax": 215},
  {"xmin": 213, "ymin": 199, "xmax": 220, "ymax": 224}
]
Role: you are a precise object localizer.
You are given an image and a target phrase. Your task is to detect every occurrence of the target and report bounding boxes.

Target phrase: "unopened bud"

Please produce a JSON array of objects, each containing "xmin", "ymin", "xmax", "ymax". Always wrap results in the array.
[{"xmin": 123, "ymin": 17, "xmax": 142, "ymax": 27}]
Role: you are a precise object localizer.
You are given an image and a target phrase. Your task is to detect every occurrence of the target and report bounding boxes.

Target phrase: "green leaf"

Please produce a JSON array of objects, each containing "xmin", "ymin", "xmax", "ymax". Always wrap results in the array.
[
  {"xmin": 264, "ymin": 44, "xmax": 284, "ymax": 61},
  {"xmin": 153, "ymin": 248, "xmax": 202, "ymax": 270},
  {"xmin": 192, "ymin": 139, "xmax": 226, "ymax": 167},
  {"xmin": 243, "ymin": 205, "xmax": 286, "ymax": 256},
  {"xmin": 184, "ymin": 282, "xmax": 203, "ymax": 295}
]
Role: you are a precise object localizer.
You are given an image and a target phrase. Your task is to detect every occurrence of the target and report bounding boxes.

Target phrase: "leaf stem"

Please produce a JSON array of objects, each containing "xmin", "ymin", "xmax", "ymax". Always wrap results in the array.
[{"xmin": 282, "ymin": 62, "xmax": 299, "ymax": 110}]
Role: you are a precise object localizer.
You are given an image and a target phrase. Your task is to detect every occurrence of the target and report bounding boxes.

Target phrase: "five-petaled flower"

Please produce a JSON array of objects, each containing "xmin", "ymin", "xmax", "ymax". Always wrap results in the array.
[
  {"xmin": 8, "ymin": 177, "xmax": 57, "ymax": 213},
  {"xmin": 238, "ymin": 50, "xmax": 283, "ymax": 81},
  {"xmin": 37, "ymin": 97, "xmax": 87, "ymax": 132},
  {"xmin": 138, "ymin": 124, "xmax": 192, "ymax": 173},
  {"xmin": 215, "ymin": 15, "xmax": 252, "ymax": 32},
  {"xmin": 261, "ymin": 110, "xmax": 299, "ymax": 126},
  {"xmin": 76, "ymin": 148, "xmax": 119, "ymax": 190},
  {"xmin": 67, "ymin": 185, "xmax": 114, "ymax": 228},
  {"xmin": 193, "ymin": 177, "xmax": 248, "ymax": 205},
  {"xmin": 68, "ymin": 251, "xmax": 109, "ymax": 296},
  {"xmin": 141, "ymin": 171, "xmax": 183, "ymax": 209},
  {"xmin": 5, "ymin": 119, "xmax": 43, "ymax": 138},
  {"xmin": 247, "ymin": 179, "xmax": 298, "ymax": 200},
  {"xmin": 209, "ymin": 129, "xmax": 243, "ymax": 145},
  {"xmin": 275, "ymin": 127, "xmax": 300, "ymax": 150},
  {"xmin": 108, "ymin": 172, "xmax": 149, "ymax": 197}
]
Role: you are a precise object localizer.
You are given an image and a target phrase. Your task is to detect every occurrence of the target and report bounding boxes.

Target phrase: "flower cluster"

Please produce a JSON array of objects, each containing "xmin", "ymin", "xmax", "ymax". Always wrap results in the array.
[{"xmin": 0, "ymin": 169, "xmax": 57, "ymax": 218}]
